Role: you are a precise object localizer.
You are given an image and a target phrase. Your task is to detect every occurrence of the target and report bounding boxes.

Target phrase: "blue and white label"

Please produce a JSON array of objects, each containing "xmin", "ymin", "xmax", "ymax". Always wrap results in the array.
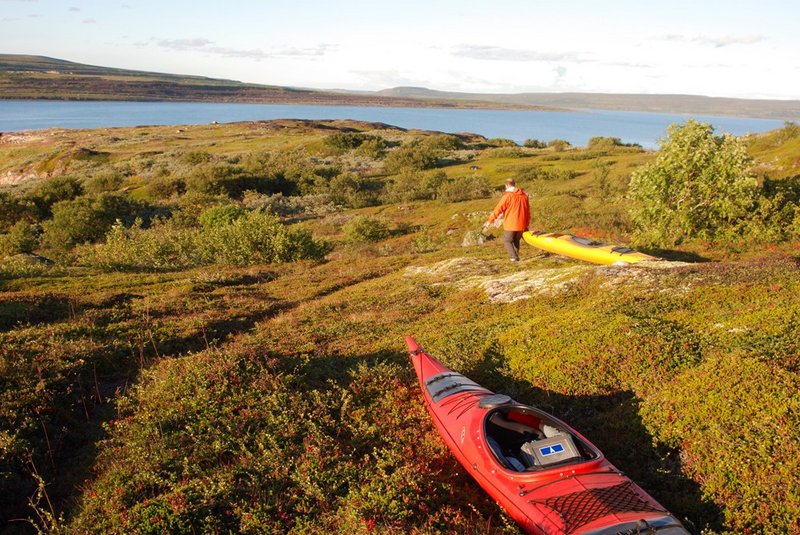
[{"xmin": 539, "ymin": 443, "xmax": 565, "ymax": 457}]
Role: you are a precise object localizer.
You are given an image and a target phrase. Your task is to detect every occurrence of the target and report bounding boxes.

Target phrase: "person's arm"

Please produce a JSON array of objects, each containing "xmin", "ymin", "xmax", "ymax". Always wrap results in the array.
[{"xmin": 488, "ymin": 194, "xmax": 509, "ymax": 224}]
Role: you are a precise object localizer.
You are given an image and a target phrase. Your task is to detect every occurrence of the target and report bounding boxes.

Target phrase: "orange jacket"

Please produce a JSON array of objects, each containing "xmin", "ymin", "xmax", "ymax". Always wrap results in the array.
[{"xmin": 488, "ymin": 188, "xmax": 530, "ymax": 231}]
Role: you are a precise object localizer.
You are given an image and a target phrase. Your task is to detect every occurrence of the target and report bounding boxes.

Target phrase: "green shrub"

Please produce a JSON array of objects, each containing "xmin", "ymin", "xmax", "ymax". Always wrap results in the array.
[
  {"xmin": 355, "ymin": 137, "xmax": 388, "ymax": 159},
  {"xmin": 524, "ymin": 139, "xmax": 547, "ymax": 149},
  {"xmin": 487, "ymin": 138, "xmax": 518, "ymax": 147},
  {"xmin": 198, "ymin": 204, "xmax": 246, "ymax": 229},
  {"xmin": 40, "ymin": 195, "xmax": 135, "ymax": 256},
  {"xmin": 242, "ymin": 191, "xmax": 340, "ymax": 217},
  {"xmin": 628, "ymin": 120, "xmax": 762, "ymax": 247},
  {"xmin": 587, "ymin": 136, "xmax": 621, "ymax": 150},
  {"xmin": 488, "ymin": 147, "xmax": 527, "ymax": 158},
  {"xmin": 145, "ymin": 175, "xmax": 186, "ymax": 199},
  {"xmin": 0, "ymin": 191, "xmax": 29, "ymax": 232},
  {"xmin": 0, "ymin": 253, "xmax": 51, "ymax": 279},
  {"xmin": 84, "ymin": 169, "xmax": 125, "ymax": 194},
  {"xmin": 202, "ymin": 211, "xmax": 329, "ymax": 264},
  {"xmin": 0, "ymin": 221, "xmax": 40, "ymax": 256},
  {"xmin": 82, "ymin": 219, "xmax": 203, "ymax": 270},
  {"xmin": 388, "ymin": 170, "xmax": 447, "ymax": 202},
  {"xmin": 325, "ymin": 132, "xmax": 365, "ymax": 150},
  {"xmin": 436, "ymin": 175, "xmax": 492, "ymax": 202},
  {"xmin": 774, "ymin": 121, "xmax": 800, "ymax": 144},
  {"xmin": 384, "ymin": 142, "xmax": 439, "ymax": 173},
  {"xmin": 422, "ymin": 135, "xmax": 464, "ymax": 151},
  {"xmin": 342, "ymin": 216, "xmax": 391, "ymax": 243},
  {"xmin": 185, "ymin": 163, "xmax": 243, "ymax": 197},
  {"xmin": 513, "ymin": 165, "xmax": 579, "ymax": 182},
  {"xmin": 25, "ymin": 176, "xmax": 84, "ymax": 219},
  {"xmin": 547, "ymin": 139, "xmax": 571, "ymax": 151},
  {"xmin": 84, "ymin": 212, "xmax": 329, "ymax": 270},
  {"xmin": 323, "ymin": 173, "xmax": 381, "ymax": 208},
  {"xmin": 181, "ymin": 150, "xmax": 212, "ymax": 165}
]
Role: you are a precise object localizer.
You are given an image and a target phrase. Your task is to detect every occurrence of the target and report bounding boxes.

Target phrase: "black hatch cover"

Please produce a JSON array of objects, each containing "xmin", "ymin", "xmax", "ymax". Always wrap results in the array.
[{"xmin": 424, "ymin": 372, "xmax": 485, "ymax": 402}]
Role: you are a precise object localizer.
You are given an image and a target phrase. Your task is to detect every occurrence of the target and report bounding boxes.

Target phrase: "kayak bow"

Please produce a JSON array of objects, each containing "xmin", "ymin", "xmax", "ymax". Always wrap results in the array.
[{"xmin": 406, "ymin": 337, "xmax": 688, "ymax": 535}]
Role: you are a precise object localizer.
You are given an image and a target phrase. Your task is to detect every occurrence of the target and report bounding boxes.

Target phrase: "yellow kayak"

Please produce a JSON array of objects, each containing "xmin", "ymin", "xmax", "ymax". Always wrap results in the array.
[{"xmin": 522, "ymin": 231, "xmax": 658, "ymax": 265}]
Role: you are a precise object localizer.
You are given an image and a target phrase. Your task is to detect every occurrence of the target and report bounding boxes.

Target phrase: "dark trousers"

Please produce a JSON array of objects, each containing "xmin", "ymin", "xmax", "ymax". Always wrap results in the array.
[{"xmin": 503, "ymin": 230, "xmax": 523, "ymax": 260}]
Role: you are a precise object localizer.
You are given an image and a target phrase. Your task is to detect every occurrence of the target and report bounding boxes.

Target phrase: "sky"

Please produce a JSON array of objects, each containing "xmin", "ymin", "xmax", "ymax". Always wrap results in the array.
[{"xmin": 2, "ymin": 0, "xmax": 799, "ymax": 100}]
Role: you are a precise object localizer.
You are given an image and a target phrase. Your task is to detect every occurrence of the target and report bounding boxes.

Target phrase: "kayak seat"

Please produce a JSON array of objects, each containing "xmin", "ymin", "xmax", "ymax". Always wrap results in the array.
[
  {"xmin": 486, "ymin": 413, "xmax": 543, "ymax": 471},
  {"xmin": 486, "ymin": 435, "xmax": 526, "ymax": 472}
]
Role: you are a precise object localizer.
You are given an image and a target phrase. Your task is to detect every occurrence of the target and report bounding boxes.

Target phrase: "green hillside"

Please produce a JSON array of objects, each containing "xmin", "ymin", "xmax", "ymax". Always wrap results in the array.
[
  {"xmin": 1, "ymin": 120, "xmax": 799, "ymax": 533},
  {"xmin": 4, "ymin": 54, "xmax": 800, "ymax": 118},
  {"xmin": 0, "ymin": 55, "xmax": 533, "ymax": 109}
]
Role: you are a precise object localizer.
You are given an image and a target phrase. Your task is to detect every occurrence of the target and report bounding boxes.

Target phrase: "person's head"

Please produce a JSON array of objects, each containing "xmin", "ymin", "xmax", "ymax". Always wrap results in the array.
[{"xmin": 504, "ymin": 178, "xmax": 516, "ymax": 191}]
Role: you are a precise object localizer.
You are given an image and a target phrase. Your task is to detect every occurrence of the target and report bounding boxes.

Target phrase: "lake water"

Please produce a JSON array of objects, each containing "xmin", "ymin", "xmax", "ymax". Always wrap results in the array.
[{"xmin": 0, "ymin": 99, "xmax": 784, "ymax": 149}]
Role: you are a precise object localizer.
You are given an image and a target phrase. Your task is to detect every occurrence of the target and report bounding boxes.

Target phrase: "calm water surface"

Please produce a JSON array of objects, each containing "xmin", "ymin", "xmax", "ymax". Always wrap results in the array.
[{"xmin": 0, "ymin": 100, "xmax": 784, "ymax": 149}]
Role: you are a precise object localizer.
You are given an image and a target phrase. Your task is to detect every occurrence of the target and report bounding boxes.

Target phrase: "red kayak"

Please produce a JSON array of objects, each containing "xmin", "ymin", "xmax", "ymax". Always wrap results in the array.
[{"xmin": 406, "ymin": 337, "xmax": 689, "ymax": 535}]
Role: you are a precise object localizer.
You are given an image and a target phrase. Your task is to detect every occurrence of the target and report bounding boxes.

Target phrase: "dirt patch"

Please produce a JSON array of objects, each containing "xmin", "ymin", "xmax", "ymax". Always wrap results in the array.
[{"xmin": 0, "ymin": 169, "xmax": 38, "ymax": 185}]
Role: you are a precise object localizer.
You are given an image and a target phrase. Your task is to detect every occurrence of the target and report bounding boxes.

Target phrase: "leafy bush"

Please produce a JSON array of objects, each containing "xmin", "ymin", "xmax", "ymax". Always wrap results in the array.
[
  {"xmin": 547, "ymin": 139, "xmax": 571, "ymax": 151},
  {"xmin": 628, "ymin": 120, "xmax": 762, "ymax": 247},
  {"xmin": 25, "ymin": 176, "xmax": 84, "ymax": 219},
  {"xmin": 0, "ymin": 191, "xmax": 29, "ymax": 232},
  {"xmin": 355, "ymin": 137, "xmax": 388, "ymax": 159},
  {"xmin": 436, "ymin": 175, "xmax": 492, "ymax": 202},
  {"xmin": 185, "ymin": 162, "xmax": 243, "ymax": 197},
  {"xmin": 0, "ymin": 253, "xmax": 52, "ymax": 279},
  {"xmin": 342, "ymin": 216, "xmax": 391, "ymax": 243},
  {"xmin": 384, "ymin": 142, "xmax": 439, "ymax": 173},
  {"xmin": 388, "ymin": 170, "xmax": 446, "ymax": 203},
  {"xmin": 524, "ymin": 139, "xmax": 547, "ymax": 149},
  {"xmin": 181, "ymin": 150, "xmax": 212, "ymax": 165},
  {"xmin": 587, "ymin": 136, "xmax": 625, "ymax": 150},
  {"xmin": 513, "ymin": 164, "xmax": 579, "ymax": 182},
  {"xmin": 198, "ymin": 204, "xmax": 246, "ymax": 229},
  {"xmin": 487, "ymin": 138, "xmax": 518, "ymax": 147},
  {"xmin": 0, "ymin": 221, "xmax": 39, "ymax": 256},
  {"xmin": 422, "ymin": 135, "xmax": 464, "ymax": 151},
  {"xmin": 324, "ymin": 172, "xmax": 383, "ymax": 209},
  {"xmin": 324, "ymin": 132, "xmax": 374, "ymax": 152},
  {"xmin": 84, "ymin": 211, "xmax": 329, "ymax": 270},
  {"xmin": 242, "ymin": 191, "xmax": 339, "ymax": 217},
  {"xmin": 488, "ymin": 147, "xmax": 528, "ymax": 158},
  {"xmin": 145, "ymin": 175, "xmax": 186, "ymax": 199},
  {"xmin": 774, "ymin": 121, "xmax": 800, "ymax": 144},
  {"xmin": 40, "ymin": 194, "xmax": 137, "ymax": 256}
]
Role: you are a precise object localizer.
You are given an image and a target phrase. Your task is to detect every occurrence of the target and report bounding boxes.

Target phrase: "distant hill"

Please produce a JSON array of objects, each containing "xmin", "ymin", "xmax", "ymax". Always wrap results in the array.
[
  {"xmin": 0, "ymin": 54, "xmax": 544, "ymax": 110},
  {"xmin": 2, "ymin": 54, "xmax": 799, "ymax": 119},
  {"xmin": 372, "ymin": 87, "xmax": 800, "ymax": 120}
]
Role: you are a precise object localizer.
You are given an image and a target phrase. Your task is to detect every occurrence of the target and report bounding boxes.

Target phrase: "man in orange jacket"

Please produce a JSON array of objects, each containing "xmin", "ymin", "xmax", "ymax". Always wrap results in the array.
[{"xmin": 484, "ymin": 179, "xmax": 530, "ymax": 262}]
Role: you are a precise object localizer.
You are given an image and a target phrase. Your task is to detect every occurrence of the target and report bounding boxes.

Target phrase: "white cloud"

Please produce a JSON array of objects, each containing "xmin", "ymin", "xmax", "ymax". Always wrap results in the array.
[
  {"xmin": 660, "ymin": 33, "xmax": 764, "ymax": 48},
  {"xmin": 156, "ymin": 38, "xmax": 214, "ymax": 50},
  {"xmin": 153, "ymin": 37, "xmax": 333, "ymax": 60},
  {"xmin": 452, "ymin": 44, "xmax": 583, "ymax": 63},
  {"xmin": 82, "ymin": 17, "xmax": 96, "ymax": 24}
]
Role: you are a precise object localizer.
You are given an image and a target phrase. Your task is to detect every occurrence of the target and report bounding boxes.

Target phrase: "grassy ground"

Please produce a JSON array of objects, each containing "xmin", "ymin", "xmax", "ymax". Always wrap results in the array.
[{"xmin": 1, "ymin": 120, "xmax": 799, "ymax": 534}]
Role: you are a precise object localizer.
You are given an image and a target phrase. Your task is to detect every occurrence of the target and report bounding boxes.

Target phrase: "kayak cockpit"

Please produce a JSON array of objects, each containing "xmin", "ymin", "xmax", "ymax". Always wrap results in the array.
[{"xmin": 484, "ymin": 405, "xmax": 600, "ymax": 472}]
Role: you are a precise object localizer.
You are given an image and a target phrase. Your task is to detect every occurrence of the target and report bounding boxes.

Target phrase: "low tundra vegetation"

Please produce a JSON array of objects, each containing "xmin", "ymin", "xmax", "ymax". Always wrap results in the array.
[{"xmin": 0, "ymin": 119, "xmax": 798, "ymax": 534}]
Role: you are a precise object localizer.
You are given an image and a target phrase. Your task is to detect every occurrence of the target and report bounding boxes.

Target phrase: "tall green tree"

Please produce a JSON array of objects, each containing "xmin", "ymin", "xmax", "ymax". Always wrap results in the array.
[{"xmin": 628, "ymin": 120, "xmax": 759, "ymax": 246}]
